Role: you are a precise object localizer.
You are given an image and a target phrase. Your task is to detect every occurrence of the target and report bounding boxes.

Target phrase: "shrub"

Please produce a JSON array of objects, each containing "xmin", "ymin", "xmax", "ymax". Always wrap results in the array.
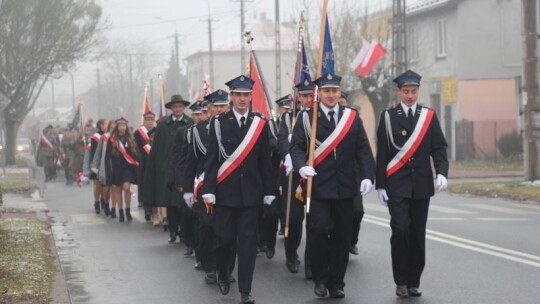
[{"xmin": 498, "ymin": 131, "xmax": 523, "ymax": 158}]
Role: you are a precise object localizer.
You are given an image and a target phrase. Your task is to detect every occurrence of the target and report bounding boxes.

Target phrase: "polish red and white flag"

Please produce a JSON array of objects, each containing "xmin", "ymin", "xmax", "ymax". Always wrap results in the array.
[{"xmin": 350, "ymin": 39, "xmax": 387, "ymax": 77}]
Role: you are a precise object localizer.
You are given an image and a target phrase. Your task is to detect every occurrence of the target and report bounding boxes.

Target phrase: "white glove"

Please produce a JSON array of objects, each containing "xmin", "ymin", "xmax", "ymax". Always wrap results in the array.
[
  {"xmin": 436, "ymin": 174, "xmax": 448, "ymax": 192},
  {"xmin": 284, "ymin": 154, "xmax": 293, "ymax": 176},
  {"xmin": 288, "ymin": 134, "xmax": 292, "ymax": 143},
  {"xmin": 202, "ymin": 193, "xmax": 216, "ymax": 205},
  {"xmin": 360, "ymin": 179, "xmax": 373, "ymax": 196},
  {"xmin": 264, "ymin": 195, "xmax": 276, "ymax": 205},
  {"xmin": 90, "ymin": 167, "xmax": 98, "ymax": 174},
  {"xmin": 377, "ymin": 189, "xmax": 389, "ymax": 207},
  {"xmin": 183, "ymin": 192, "xmax": 194, "ymax": 208},
  {"xmin": 299, "ymin": 166, "xmax": 316, "ymax": 179}
]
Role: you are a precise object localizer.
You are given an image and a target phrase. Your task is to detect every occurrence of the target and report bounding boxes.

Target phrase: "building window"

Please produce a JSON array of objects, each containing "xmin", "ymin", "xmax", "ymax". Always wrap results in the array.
[
  {"xmin": 436, "ymin": 19, "xmax": 447, "ymax": 58},
  {"xmin": 408, "ymin": 25, "xmax": 419, "ymax": 62}
]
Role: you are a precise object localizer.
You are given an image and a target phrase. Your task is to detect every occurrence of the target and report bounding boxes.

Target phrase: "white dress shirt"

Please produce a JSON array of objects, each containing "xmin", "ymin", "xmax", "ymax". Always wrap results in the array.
[
  {"xmin": 319, "ymin": 103, "xmax": 339, "ymax": 126},
  {"xmin": 400, "ymin": 101, "xmax": 417, "ymax": 117},
  {"xmin": 232, "ymin": 108, "xmax": 248, "ymax": 127}
]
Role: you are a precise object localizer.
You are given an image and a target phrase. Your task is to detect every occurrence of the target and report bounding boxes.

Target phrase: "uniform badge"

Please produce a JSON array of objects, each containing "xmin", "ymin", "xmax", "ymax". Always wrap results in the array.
[
  {"xmin": 401, "ymin": 130, "xmax": 407, "ymax": 136},
  {"xmin": 240, "ymin": 76, "xmax": 245, "ymax": 81},
  {"xmin": 327, "ymin": 74, "xmax": 333, "ymax": 80},
  {"xmin": 304, "ymin": 80, "xmax": 309, "ymax": 86}
]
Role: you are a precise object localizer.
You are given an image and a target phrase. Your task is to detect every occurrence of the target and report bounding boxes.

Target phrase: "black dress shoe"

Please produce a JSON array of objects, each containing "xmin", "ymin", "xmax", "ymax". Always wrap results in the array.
[
  {"xmin": 286, "ymin": 259, "xmax": 300, "ymax": 273},
  {"xmin": 349, "ymin": 245, "xmax": 359, "ymax": 255},
  {"xmin": 314, "ymin": 283, "xmax": 327, "ymax": 297},
  {"xmin": 218, "ymin": 278, "xmax": 230, "ymax": 295},
  {"xmin": 240, "ymin": 292, "xmax": 255, "ymax": 304},
  {"xmin": 265, "ymin": 248, "xmax": 275, "ymax": 259},
  {"xmin": 168, "ymin": 232, "xmax": 177, "ymax": 243},
  {"xmin": 204, "ymin": 272, "xmax": 217, "ymax": 284},
  {"xmin": 395, "ymin": 285, "xmax": 409, "ymax": 297},
  {"xmin": 408, "ymin": 287, "xmax": 422, "ymax": 297},
  {"xmin": 184, "ymin": 246, "xmax": 194, "ymax": 256},
  {"xmin": 228, "ymin": 273, "xmax": 236, "ymax": 283},
  {"xmin": 144, "ymin": 213, "xmax": 151, "ymax": 221},
  {"xmin": 329, "ymin": 287, "xmax": 345, "ymax": 298},
  {"xmin": 305, "ymin": 267, "xmax": 312, "ymax": 280}
]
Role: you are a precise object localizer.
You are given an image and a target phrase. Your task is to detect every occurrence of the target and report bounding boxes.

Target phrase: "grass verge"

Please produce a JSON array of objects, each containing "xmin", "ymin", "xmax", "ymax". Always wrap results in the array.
[
  {"xmin": 0, "ymin": 172, "xmax": 38, "ymax": 197},
  {"xmin": 450, "ymin": 159, "xmax": 523, "ymax": 171},
  {"xmin": 0, "ymin": 215, "xmax": 56, "ymax": 304},
  {"xmin": 449, "ymin": 182, "xmax": 540, "ymax": 203}
]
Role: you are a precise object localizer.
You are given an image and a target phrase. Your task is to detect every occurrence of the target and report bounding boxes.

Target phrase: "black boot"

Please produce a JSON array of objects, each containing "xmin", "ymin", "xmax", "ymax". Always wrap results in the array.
[
  {"xmin": 94, "ymin": 201, "xmax": 100, "ymax": 214},
  {"xmin": 119, "ymin": 209, "xmax": 125, "ymax": 222},
  {"xmin": 110, "ymin": 208, "xmax": 117, "ymax": 219},
  {"xmin": 100, "ymin": 198, "xmax": 106, "ymax": 211},
  {"xmin": 103, "ymin": 203, "xmax": 110, "ymax": 217},
  {"xmin": 125, "ymin": 208, "xmax": 132, "ymax": 221}
]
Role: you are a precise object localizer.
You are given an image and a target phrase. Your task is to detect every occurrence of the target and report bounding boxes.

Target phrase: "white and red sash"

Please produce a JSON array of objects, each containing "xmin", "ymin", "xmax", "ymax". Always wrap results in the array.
[
  {"xmin": 194, "ymin": 173, "xmax": 205, "ymax": 198},
  {"xmin": 115, "ymin": 138, "xmax": 139, "ymax": 167},
  {"xmin": 313, "ymin": 107, "xmax": 356, "ymax": 167},
  {"xmin": 137, "ymin": 126, "xmax": 152, "ymax": 154},
  {"xmin": 216, "ymin": 116, "xmax": 266, "ymax": 184},
  {"xmin": 101, "ymin": 133, "xmax": 110, "ymax": 142},
  {"xmin": 40, "ymin": 135, "xmax": 54, "ymax": 150},
  {"xmin": 386, "ymin": 107, "xmax": 434, "ymax": 177},
  {"xmin": 91, "ymin": 132, "xmax": 101, "ymax": 143}
]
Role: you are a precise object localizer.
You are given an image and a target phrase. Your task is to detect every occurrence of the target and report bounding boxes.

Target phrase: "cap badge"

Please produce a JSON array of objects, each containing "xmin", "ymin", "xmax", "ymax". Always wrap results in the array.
[
  {"xmin": 327, "ymin": 74, "xmax": 333, "ymax": 80},
  {"xmin": 240, "ymin": 76, "xmax": 245, "ymax": 81}
]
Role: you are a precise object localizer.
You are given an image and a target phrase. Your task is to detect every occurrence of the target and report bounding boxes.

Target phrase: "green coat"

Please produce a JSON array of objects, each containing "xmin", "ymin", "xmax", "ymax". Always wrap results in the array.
[{"xmin": 142, "ymin": 114, "xmax": 193, "ymax": 207}]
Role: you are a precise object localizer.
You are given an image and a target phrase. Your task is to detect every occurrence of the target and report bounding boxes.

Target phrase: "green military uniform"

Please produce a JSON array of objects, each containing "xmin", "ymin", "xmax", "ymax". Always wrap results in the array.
[
  {"xmin": 61, "ymin": 132, "xmax": 76, "ymax": 185},
  {"xmin": 143, "ymin": 96, "xmax": 193, "ymax": 207},
  {"xmin": 36, "ymin": 126, "xmax": 60, "ymax": 181}
]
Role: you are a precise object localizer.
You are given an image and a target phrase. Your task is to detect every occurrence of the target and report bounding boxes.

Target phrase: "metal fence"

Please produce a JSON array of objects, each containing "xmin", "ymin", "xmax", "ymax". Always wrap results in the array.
[{"xmin": 455, "ymin": 119, "xmax": 518, "ymax": 161}]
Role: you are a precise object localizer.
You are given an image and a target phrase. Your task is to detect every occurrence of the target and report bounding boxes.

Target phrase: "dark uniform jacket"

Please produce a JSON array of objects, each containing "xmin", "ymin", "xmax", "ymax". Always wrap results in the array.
[
  {"xmin": 180, "ymin": 120, "xmax": 210, "ymax": 192},
  {"xmin": 168, "ymin": 123, "xmax": 191, "ymax": 191},
  {"xmin": 134, "ymin": 126, "xmax": 154, "ymax": 201},
  {"xmin": 202, "ymin": 110, "xmax": 274, "ymax": 207},
  {"xmin": 375, "ymin": 104, "xmax": 449, "ymax": 199},
  {"xmin": 290, "ymin": 104, "xmax": 375, "ymax": 200}
]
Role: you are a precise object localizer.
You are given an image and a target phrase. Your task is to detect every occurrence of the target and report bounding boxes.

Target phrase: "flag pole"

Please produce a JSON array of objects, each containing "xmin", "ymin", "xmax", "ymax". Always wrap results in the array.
[
  {"xmin": 159, "ymin": 74, "xmax": 166, "ymax": 118},
  {"xmin": 284, "ymin": 12, "xmax": 305, "ymax": 238},
  {"xmin": 140, "ymin": 85, "xmax": 148, "ymax": 125},
  {"xmin": 306, "ymin": 0, "xmax": 329, "ymax": 214}
]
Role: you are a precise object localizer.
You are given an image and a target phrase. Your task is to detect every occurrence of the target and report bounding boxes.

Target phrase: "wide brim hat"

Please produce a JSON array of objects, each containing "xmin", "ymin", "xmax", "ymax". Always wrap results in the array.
[{"xmin": 165, "ymin": 94, "xmax": 190, "ymax": 108}]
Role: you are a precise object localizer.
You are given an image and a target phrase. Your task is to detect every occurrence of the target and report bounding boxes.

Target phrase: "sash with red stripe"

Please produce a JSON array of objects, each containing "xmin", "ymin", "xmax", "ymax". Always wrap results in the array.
[
  {"xmin": 91, "ymin": 133, "xmax": 101, "ymax": 143},
  {"xmin": 40, "ymin": 135, "xmax": 54, "ymax": 150},
  {"xmin": 313, "ymin": 107, "xmax": 356, "ymax": 167},
  {"xmin": 85, "ymin": 143, "xmax": 91, "ymax": 151},
  {"xmin": 386, "ymin": 107, "xmax": 434, "ymax": 177},
  {"xmin": 115, "ymin": 138, "xmax": 139, "ymax": 167},
  {"xmin": 194, "ymin": 173, "xmax": 204, "ymax": 198},
  {"xmin": 216, "ymin": 116, "xmax": 266, "ymax": 184},
  {"xmin": 137, "ymin": 126, "xmax": 152, "ymax": 154}
]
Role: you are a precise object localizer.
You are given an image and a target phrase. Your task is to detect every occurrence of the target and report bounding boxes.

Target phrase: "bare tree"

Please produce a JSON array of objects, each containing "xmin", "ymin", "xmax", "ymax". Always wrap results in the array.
[{"xmin": 0, "ymin": 0, "xmax": 103, "ymax": 164}]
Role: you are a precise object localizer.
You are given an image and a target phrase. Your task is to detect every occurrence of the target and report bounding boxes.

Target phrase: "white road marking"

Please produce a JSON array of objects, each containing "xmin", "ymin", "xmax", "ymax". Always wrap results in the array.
[
  {"xmin": 427, "ymin": 217, "xmax": 465, "ymax": 221},
  {"xmin": 364, "ymin": 214, "xmax": 540, "ymax": 268},
  {"xmin": 476, "ymin": 218, "xmax": 531, "ymax": 222},
  {"xmin": 464, "ymin": 203, "xmax": 533, "ymax": 215},
  {"xmin": 429, "ymin": 205, "xmax": 476, "ymax": 214}
]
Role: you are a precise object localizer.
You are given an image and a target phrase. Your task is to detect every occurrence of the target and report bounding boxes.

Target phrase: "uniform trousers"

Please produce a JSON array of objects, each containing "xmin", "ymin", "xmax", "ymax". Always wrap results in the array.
[
  {"xmin": 194, "ymin": 200, "xmax": 217, "ymax": 273},
  {"xmin": 309, "ymin": 198, "xmax": 353, "ymax": 290},
  {"xmin": 280, "ymin": 174, "xmax": 305, "ymax": 261},
  {"xmin": 259, "ymin": 190, "xmax": 281, "ymax": 252},
  {"xmin": 387, "ymin": 196, "xmax": 430, "ymax": 288},
  {"xmin": 351, "ymin": 194, "xmax": 364, "ymax": 247},
  {"xmin": 213, "ymin": 204, "xmax": 260, "ymax": 294}
]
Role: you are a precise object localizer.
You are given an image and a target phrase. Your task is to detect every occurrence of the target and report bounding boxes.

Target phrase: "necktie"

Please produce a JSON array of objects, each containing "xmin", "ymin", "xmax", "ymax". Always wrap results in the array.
[
  {"xmin": 240, "ymin": 116, "xmax": 246, "ymax": 131},
  {"xmin": 328, "ymin": 110, "xmax": 336, "ymax": 129},
  {"xmin": 407, "ymin": 108, "xmax": 414, "ymax": 127}
]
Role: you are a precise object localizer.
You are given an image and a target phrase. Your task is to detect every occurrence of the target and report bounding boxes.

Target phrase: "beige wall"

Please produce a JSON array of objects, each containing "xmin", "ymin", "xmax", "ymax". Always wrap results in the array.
[{"xmin": 458, "ymin": 79, "xmax": 517, "ymax": 121}]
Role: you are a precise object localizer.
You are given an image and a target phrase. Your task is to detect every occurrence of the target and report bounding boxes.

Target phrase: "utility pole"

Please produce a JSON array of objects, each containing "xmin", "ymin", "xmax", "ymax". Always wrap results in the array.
[
  {"xmin": 391, "ymin": 0, "xmax": 408, "ymax": 104},
  {"xmin": 231, "ymin": 0, "xmax": 250, "ymax": 73},
  {"xmin": 97, "ymin": 68, "xmax": 101, "ymax": 118},
  {"xmin": 522, "ymin": 0, "xmax": 539, "ymax": 181},
  {"xmin": 50, "ymin": 80, "xmax": 56, "ymax": 120},
  {"xmin": 129, "ymin": 54, "xmax": 134, "ymax": 122},
  {"xmin": 202, "ymin": 17, "xmax": 217, "ymax": 87},
  {"xmin": 275, "ymin": 0, "xmax": 281, "ymax": 99}
]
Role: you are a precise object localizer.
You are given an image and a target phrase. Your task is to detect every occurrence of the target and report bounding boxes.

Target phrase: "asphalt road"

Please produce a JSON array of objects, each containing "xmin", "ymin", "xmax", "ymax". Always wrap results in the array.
[{"xmin": 42, "ymin": 181, "xmax": 540, "ymax": 304}]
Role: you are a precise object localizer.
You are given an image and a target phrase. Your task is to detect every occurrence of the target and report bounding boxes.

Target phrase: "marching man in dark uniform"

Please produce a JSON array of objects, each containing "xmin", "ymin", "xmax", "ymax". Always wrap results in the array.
[
  {"xmin": 180, "ymin": 89, "xmax": 229, "ymax": 284},
  {"xmin": 375, "ymin": 70, "xmax": 449, "ymax": 298},
  {"xmin": 278, "ymin": 80, "xmax": 315, "ymax": 277},
  {"xmin": 290, "ymin": 72, "xmax": 375, "ymax": 299},
  {"xmin": 202, "ymin": 75, "xmax": 274, "ymax": 304},
  {"xmin": 134, "ymin": 110, "xmax": 155, "ymax": 221}
]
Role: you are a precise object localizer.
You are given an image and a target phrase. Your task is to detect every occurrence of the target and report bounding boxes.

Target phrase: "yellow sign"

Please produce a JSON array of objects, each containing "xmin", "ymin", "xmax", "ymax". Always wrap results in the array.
[{"xmin": 440, "ymin": 76, "xmax": 457, "ymax": 104}]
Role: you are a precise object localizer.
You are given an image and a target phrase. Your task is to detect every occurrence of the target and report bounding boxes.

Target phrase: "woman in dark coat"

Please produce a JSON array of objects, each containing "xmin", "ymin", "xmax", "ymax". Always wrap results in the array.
[{"xmin": 105, "ymin": 117, "xmax": 139, "ymax": 222}]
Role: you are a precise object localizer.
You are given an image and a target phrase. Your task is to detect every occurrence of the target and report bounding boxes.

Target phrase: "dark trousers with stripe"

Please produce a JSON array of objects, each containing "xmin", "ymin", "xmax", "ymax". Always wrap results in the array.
[
  {"xmin": 309, "ymin": 198, "xmax": 353, "ymax": 290},
  {"xmin": 387, "ymin": 196, "xmax": 430, "ymax": 288},
  {"xmin": 213, "ymin": 204, "xmax": 260, "ymax": 294}
]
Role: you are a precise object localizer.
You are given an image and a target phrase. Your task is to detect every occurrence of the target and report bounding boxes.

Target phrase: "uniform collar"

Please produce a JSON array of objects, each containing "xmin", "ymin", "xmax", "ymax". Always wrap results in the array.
[
  {"xmin": 232, "ymin": 108, "xmax": 249, "ymax": 126},
  {"xmin": 400, "ymin": 101, "xmax": 417, "ymax": 116}
]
